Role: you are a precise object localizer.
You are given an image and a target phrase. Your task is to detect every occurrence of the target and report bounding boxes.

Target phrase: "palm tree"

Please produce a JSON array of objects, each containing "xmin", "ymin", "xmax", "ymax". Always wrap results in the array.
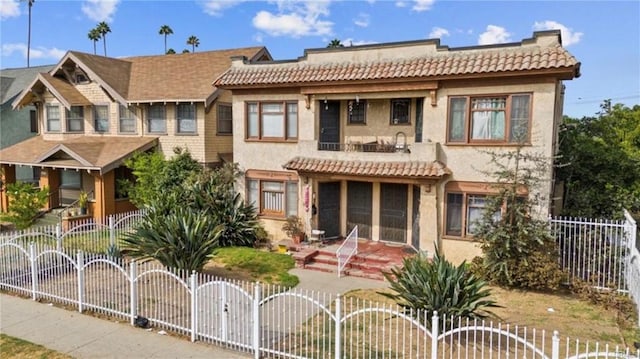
[
  {"xmin": 21, "ymin": 0, "xmax": 35, "ymax": 67},
  {"xmin": 186, "ymin": 35, "xmax": 199, "ymax": 53},
  {"xmin": 88, "ymin": 28, "xmax": 101, "ymax": 55},
  {"xmin": 96, "ymin": 21, "xmax": 111, "ymax": 56},
  {"xmin": 158, "ymin": 25, "xmax": 173, "ymax": 54},
  {"xmin": 327, "ymin": 38, "xmax": 344, "ymax": 48}
]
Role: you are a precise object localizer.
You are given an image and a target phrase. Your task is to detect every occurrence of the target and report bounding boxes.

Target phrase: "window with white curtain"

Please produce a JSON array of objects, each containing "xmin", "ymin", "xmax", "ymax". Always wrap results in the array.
[
  {"xmin": 245, "ymin": 101, "xmax": 298, "ymax": 141},
  {"xmin": 246, "ymin": 177, "xmax": 298, "ymax": 218},
  {"xmin": 66, "ymin": 106, "xmax": 84, "ymax": 132},
  {"xmin": 147, "ymin": 105, "xmax": 166, "ymax": 133},
  {"xmin": 446, "ymin": 192, "xmax": 502, "ymax": 238},
  {"xmin": 46, "ymin": 105, "xmax": 61, "ymax": 132},
  {"xmin": 448, "ymin": 94, "xmax": 531, "ymax": 143},
  {"xmin": 176, "ymin": 103, "xmax": 196, "ymax": 133}
]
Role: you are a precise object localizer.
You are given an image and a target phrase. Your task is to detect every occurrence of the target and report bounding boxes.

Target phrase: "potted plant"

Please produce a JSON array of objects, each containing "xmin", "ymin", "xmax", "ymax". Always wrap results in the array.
[
  {"xmin": 282, "ymin": 215, "xmax": 305, "ymax": 244},
  {"xmin": 78, "ymin": 191, "xmax": 89, "ymax": 215}
]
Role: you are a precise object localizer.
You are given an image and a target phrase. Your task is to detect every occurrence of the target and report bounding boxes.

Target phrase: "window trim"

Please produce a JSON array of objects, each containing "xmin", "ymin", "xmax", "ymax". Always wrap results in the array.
[
  {"xmin": 93, "ymin": 104, "xmax": 110, "ymax": 133},
  {"xmin": 176, "ymin": 103, "xmax": 197, "ymax": 135},
  {"xmin": 390, "ymin": 98, "xmax": 411, "ymax": 125},
  {"xmin": 446, "ymin": 93, "xmax": 533, "ymax": 145},
  {"xmin": 65, "ymin": 106, "xmax": 85, "ymax": 133},
  {"xmin": 347, "ymin": 100, "xmax": 367, "ymax": 125},
  {"xmin": 245, "ymin": 170, "xmax": 299, "ymax": 219},
  {"xmin": 45, "ymin": 104, "xmax": 61, "ymax": 133},
  {"xmin": 245, "ymin": 101, "xmax": 298, "ymax": 142},
  {"xmin": 118, "ymin": 104, "xmax": 137, "ymax": 134},
  {"xmin": 217, "ymin": 103, "xmax": 233, "ymax": 135},
  {"xmin": 147, "ymin": 105, "xmax": 167, "ymax": 134}
]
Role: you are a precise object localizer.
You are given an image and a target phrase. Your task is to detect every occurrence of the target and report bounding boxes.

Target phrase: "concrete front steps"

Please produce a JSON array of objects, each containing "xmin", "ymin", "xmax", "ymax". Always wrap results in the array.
[{"xmin": 292, "ymin": 248, "xmax": 397, "ymax": 281}]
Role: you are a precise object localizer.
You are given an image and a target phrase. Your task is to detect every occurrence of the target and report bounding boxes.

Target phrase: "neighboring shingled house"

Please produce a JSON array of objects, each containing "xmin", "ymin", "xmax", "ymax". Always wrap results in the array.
[
  {"xmin": 1, "ymin": 65, "xmax": 54, "ymax": 184},
  {"xmin": 0, "ymin": 47, "xmax": 271, "ymax": 220},
  {"xmin": 214, "ymin": 31, "xmax": 580, "ymax": 261}
]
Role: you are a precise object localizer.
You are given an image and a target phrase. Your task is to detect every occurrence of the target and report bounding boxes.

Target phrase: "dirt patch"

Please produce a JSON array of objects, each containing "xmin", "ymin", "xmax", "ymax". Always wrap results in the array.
[{"xmin": 201, "ymin": 262, "xmax": 254, "ymax": 282}]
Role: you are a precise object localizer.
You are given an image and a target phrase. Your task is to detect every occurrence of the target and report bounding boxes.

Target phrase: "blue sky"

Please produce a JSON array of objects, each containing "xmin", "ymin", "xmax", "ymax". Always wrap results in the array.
[{"xmin": 1, "ymin": 0, "xmax": 638, "ymax": 118}]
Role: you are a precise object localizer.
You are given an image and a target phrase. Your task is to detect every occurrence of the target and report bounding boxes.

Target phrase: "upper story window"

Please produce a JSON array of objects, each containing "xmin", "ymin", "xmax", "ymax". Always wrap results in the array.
[
  {"xmin": 176, "ymin": 103, "xmax": 196, "ymax": 134},
  {"xmin": 448, "ymin": 94, "xmax": 531, "ymax": 144},
  {"xmin": 30, "ymin": 110, "xmax": 37, "ymax": 133},
  {"xmin": 391, "ymin": 99, "xmax": 410, "ymax": 125},
  {"xmin": 66, "ymin": 106, "xmax": 84, "ymax": 132},
  {"xmin": 217, "ymin": 103, "xmax": 232, "ymax": 135},
  {"xmin": 119, "ymin": 105, "xmax": 136, "ymax": 133},
  {"xmin": 348, "ymin": 100, "xmax": 366, "ymax": 125},
  {"xmin": 147, "ymin": 105, "xmax": 166, "ymax": 134},
  {"xmin": 46, "ymin": 105, "xmax": 60, "ymax": 132},
  {"xmin": 94, "ymin": 105, "xmax": 109, "ymax": 133},
  {"xmin": 246, "ymin": 101, "xmax": 297, "ymax": 141}
]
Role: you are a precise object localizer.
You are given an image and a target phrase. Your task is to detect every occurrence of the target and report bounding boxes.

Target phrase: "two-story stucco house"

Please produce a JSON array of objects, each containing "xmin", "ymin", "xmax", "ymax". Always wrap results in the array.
[
  {"xmin": 0, "ymin": 47, "xmax": 271, "ymax": 219},
  {"xmin": 214, "ymin": 30, "xmax": 580, "ymax": 261}
]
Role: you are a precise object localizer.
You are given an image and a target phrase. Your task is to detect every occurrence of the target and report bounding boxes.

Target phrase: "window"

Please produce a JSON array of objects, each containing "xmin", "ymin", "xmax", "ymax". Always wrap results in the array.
[
  {"xmin": 390, "ymin": 99, "xmax": 410, "ymax": 124},
  {"xmin": 177, "ymin": 103, "xmax": 196, "ymax": 134},
  {"xmin": 348, "ymin": 100, "xmax": 367, "ymax": 124},
  {"xmin": 46, "ymin": 105, "xmax": 60, "ymax": 132},
  {"xmin": 94, "ymin": 105, "xmax": 109, "ymax": 132},
  {"xmin": 246, "ymin": 177, "xmax": 297, "ymax": 217},
  {"xmin": 445, "ymin": 192, "xmax": 501, "ymax": 238},
  {"xmin": 119, "ymin": 105, "xmax": 136, "ymax": 133},
  {"xmin": 147, "ymin": 105, "xmax": 166, "ymax": 133},
  {"xmin": 66, "ymin": 106, "xmax": 84, "ymax": 132},
  {"xmin": 448, "ymin": 94, "xmax": 531, "ymax": 143},
  {"xmin": 60, "ymin": 170, "xmax": 81, "ymax": 189},
  {"xmin": 114, "ymin": 166, "xmax": 134, "ymax": 199},
  {"xmin": 30, "ymin": 110, "xmax": 37, "ymax": 133},
  {"xmin": 217, "ymin": 103, "xmax": 232, "ymax": 134},
  {"xmin": 245, "ymin": 101, "xmax": 298, "ymax": 141}
]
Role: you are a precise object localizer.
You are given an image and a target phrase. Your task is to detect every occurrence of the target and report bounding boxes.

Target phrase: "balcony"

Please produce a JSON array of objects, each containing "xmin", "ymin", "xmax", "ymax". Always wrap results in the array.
[{"xmin": 297, "ymin": 139, "xmax": 439, "ymax": 163}]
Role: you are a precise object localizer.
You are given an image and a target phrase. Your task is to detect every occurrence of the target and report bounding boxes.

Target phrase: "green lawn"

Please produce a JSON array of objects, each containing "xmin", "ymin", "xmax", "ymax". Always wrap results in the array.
[{"xmin": 0, "ymin": 334, "xmax": 72, "ymax": 359}]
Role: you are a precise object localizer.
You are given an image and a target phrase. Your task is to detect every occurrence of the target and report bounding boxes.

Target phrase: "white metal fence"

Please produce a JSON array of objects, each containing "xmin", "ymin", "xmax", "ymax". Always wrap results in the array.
[
  {"xmin": 0, "ymin": 241, "xmax": 637, "ymax": 359},
  {"xmin": 337, "ymin": 225, "xmax": 358, "ymax": 277}
]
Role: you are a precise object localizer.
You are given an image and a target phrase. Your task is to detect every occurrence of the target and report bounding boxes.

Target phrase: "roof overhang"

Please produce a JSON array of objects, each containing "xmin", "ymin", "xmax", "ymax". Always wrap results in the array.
[{"xmin": 12, "ymin": 73, "xmax": 92, "ymax": 110}]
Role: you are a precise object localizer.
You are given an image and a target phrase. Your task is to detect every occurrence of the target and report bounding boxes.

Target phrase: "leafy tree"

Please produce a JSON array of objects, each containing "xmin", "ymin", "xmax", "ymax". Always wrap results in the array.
[
  {"xmin": 380, "ymin": 248, "xmax": 499, "ymax": 328},
  {"xmin": 557, "ymin": 101, "xmax": 640, "ymax": 218},
  {"xmin": 182, "ymin": 49, "xmax": 190, "ymax": 53},
  {"xmin": 122, "ymin": 206, "xmax": 221, "ymax": 272},
  {"xmin": 326, "ymin": 38, "xmax": 344, "ymax": 48},
  {"xmin": 158, "ymin": 24, "xmax": 173, "ymax": 54},
  {"xmin": 96, "ymin": 21, "xmax": 111, "ymax": 56},
  {"xmin": 186, "ymin": 35, "xmax": 199, "ymax": 52},
  {"xmin": 472, "ymin": 146, "xmax": 564, "ymax": 290},
  {"xmin": 0, "ymin": 182, "xmax": 49, "ymax": 229},
  {"xmin": 87, "ymin": 28, "xmax": 101, "ymax": 55},
  {"xmin": 166, "ymin": 48, "xmax": 176, "ymax": 54}
]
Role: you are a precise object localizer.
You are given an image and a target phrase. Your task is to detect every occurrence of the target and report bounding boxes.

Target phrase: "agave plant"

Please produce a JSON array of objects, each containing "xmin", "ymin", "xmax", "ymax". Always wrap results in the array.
[
  {"xmin": 121, "ymin": 207, "xmax": 221, "ymax": 272},
  {"xmin": 380, "ymin": 247, "xmax": 499, "ymax": 327}
]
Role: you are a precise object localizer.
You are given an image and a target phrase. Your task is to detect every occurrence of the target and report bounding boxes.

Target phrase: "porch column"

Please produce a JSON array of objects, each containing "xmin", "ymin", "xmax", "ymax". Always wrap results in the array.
[
  {"xmin": 39, "ymin": 168, "xmax": 60, "ymax": 210},
  {"xmin": 419, "ymin": 184, "xmax": 439, "ymax": 256},
  {"xmin": 0, "ymin": 164, "xmax": 16, "ymax": 212},
  {"xmin": 93, "ymin": 171, "xmax": 116, "ymax": 220},
  {"xmin": 371, "ymin": 182, "xmax": 381, "ymax": 242}
]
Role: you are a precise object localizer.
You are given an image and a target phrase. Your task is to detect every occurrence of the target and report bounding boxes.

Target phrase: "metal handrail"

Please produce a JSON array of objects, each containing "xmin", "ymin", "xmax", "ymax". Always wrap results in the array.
[
  {"xmin": 337, "ymin": 225, "xmax": 358, "ymax": 277},
  {"xmin": 58, "ymin": 190, "xmax": 94, "ymax": 221}
]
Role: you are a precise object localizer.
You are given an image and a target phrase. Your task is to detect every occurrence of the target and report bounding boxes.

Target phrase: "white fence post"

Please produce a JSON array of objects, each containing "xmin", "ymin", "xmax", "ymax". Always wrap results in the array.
[
  {"xmin": 253, "ymin": 283, "xmax": 261, "ymax": 359},
  {"xmin": 55, "ymin": 223, "xmax": 62, "ymax": 252},
  {"xmin": 29, "ymin": 243, "xmax": 37, "ymax": 300},
  {"xmin": 552, "ymin": 330, "xmax": 560, "ymax": 359},
  {"xmin": 77, "ymin": 251, "xmax": 84, "ymax": 313},
  {"xmin": 190, "ymin": 272, "xmax": 197, "ymax": 343},
  {"xmin": 431, "ymin": 311, "xmax": 439, "ymax": 359},
  {"xmin": 334, "ymin": 294, "xmax": 341, "ymax": 359},
  {"xmin": 130, "ymin": 260, "xmax": 137, "ymax": 326},
  {"xmin": 108, "ymin": 215, "xmax": 115, "ymax": 248}
]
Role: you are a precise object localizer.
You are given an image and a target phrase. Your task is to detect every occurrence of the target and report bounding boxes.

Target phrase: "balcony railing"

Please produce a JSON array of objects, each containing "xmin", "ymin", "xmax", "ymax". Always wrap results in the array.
[{"xmin": 318, "ymin": 142, "xmax": 409, "ymax": 153}]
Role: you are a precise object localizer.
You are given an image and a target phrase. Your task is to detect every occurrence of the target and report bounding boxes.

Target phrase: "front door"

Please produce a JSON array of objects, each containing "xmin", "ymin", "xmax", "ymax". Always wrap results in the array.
[
  {"xmin": 319, "ymin": 100, "xmax": 340, "ymax": 151},
  {"xmin": 347, "ymin": 181, "xmax": 372, "ymax": 239},
  {"xmin": 380, "ymin": 183, "xmax": 408, "ymax": 243},
  {"xmin": 318, "ymin": 182, "xmax": 341, "ymax": 238}
]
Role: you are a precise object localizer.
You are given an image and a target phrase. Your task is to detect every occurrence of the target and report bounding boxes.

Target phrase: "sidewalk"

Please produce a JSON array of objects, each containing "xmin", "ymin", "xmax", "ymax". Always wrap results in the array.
[{"xmin": 0, "ymin": 269, "xmax": 388, "ymax": 358}]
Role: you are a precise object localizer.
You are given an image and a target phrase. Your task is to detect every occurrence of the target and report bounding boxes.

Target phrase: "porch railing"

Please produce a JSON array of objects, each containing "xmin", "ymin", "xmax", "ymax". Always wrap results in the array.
[
  {"xmin": 318, "ymin": 142, "xmax": 409, "ymax": 153},
  {"xmin": 337, "ymin": 225, "xmax": 358, "ymax": 277}
]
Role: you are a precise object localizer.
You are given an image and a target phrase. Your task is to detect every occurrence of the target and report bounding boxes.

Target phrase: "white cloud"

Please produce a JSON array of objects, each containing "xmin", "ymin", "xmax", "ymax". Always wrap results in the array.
[
  {"xmin": 533, "ymin": 20, "xmax": 583, "ymax": 46},
  {"xmin": 478, "ymin": 25, "xmax": 512, "ymax": 45},
  {"xmin": 252, "ymin": 1, "xmax": 333, "ymax": 38},
  {"xmin": 81, "ymin": 0, "xmax": 119, "ymax": 22},
  {"xmin": 200, "ymin": 0, "xmax": 244, "ymax": 16},
  {"xmin": 429, "ymin": 27, "xmax": 449, "ymax": 39},
  {"xmin": 2, "ymin": 43, "xmax": 65, "ymax": 61},
  {"xmin": 412, "ymin": 0, "xmax": 435, "ymax": 12},
  {"xmin": 0, "ymin": 0, "xmax": 20, "ymax": 20},
  {"xmin": 354, "ymin": 13, "xmax": 370, "ymax": 28},
  {"xmin": 395, "ymin": 1, "xmax": 407, "ymax": 8}
]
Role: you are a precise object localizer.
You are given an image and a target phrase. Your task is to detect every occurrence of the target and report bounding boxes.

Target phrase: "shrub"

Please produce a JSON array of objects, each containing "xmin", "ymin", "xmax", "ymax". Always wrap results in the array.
[
  {"xmin": 380, "ymin": 248, "xmax": 499, "ymax": 327},
  {"xmin": 0, "ymin": 182, "xmax": 49, "ymax": 229}
]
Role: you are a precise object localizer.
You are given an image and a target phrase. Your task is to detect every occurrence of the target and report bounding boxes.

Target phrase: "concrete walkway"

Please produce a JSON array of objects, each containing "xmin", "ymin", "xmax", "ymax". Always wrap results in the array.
[{"xmin": 1, "ymin": 269, "xmax": 388, "ymax": 358}]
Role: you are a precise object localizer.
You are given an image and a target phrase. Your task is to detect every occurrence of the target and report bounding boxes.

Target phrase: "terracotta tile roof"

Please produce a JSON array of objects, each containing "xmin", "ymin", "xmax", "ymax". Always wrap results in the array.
[
  {"xmin": 40, "ymin": 73, "xmax": 92, "ymax": 106},
  {"xmin": 283, "ymin": 157, "xmax": 451, "ymax": 179},
  {"xmin": 215, "ymin": 43, "xmax": 579, "ymax": 88},
  {"xmin": 0, "ymin": 136, "xmax": 158, "ymax": 174}
]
